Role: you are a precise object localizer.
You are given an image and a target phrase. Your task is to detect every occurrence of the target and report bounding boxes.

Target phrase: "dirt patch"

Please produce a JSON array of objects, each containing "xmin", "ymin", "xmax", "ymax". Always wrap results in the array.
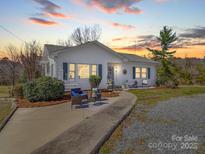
[
  {"xmin": 16, "ymin": 94, "xmax": 71, "ymax": 108},
  {"xmin": 16, "ymin": 90, "xmax": 119, "ymax": 108},
  {"xmin": 101, "ymin": 91, "xmax": 119, "ymax": 97}
]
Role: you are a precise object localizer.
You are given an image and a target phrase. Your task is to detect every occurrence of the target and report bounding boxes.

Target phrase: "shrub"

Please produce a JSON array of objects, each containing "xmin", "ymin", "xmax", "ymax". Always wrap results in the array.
[
  {"xmin": 156, "ymin": 64, "xmax": 179, "ymax": 88},
  {"xmin": 89, "ymin": 75, "xmax": 102, "ymax": 88},
  {"xmin": 13, "ymin": 84, "xmax": 23, "ymax": 98},
  {"xmin": 18, "ymin": 72, "xmax": 28, "ymax": 84},
  {"xmin": 23, "ymin": 76, "xmax": 64, "ymax": 102},
  {"xmin": 179, "ymin": 71, "xmax": 193, "ymax": 85},
  {"xmin": 196, "ymin": 64, "xmax": 205, "ymax": 85}
]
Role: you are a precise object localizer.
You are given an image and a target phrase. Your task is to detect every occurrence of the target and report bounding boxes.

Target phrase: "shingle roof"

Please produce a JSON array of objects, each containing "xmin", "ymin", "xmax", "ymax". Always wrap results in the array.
[
  {"xmin": 44, "ymin": 44, "xmax": 67, "ymax": 53},
  {"xmin": 44, "ymin": 41, "xmax": 158, "ymax": 64},
  {"xmin": 119, "ymin": 53, "xmax": 157, "ymax": 63}
]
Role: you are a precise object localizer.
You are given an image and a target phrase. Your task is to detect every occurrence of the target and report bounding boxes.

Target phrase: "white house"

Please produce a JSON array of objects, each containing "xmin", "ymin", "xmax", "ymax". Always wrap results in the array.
[{"xmin": 41, "ymin": 41, "xmax": 158, "ymax": 90}]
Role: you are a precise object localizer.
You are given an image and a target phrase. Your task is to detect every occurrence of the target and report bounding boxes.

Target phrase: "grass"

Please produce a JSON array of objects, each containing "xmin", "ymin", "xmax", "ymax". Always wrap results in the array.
[
  {"xmin": 196, "ymin": 143, "xmax": 205, "ymax": 154},
  {"xmin": 99, "ymin": 87, "xmax": 205, "ymax": 154},
  {"xmin": 0, "ymin": 101, "xmax": 12, "ymax": 123},
  {"xmin": 130, "ymin": 87, "xmax": 205, "ymax": 106},
  {"xmin": 0, "ymin": 86, "xmax": 12, "ymax": 123},
  {"xmin": 0, "ymin": 86, "xmax": 10, "ymax": 97}
]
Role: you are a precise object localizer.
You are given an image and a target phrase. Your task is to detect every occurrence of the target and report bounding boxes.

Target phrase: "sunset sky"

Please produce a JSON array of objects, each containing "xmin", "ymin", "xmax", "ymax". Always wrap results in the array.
[{"xmin": 0, "ymin": 0, "xmax": 205, "ymax": 58}]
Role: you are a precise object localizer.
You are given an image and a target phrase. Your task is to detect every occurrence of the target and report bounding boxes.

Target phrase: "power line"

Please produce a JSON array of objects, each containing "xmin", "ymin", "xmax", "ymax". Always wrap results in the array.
[{"xmin": 0, "ymin": 24, "xmax": 26, "ymax": 43}]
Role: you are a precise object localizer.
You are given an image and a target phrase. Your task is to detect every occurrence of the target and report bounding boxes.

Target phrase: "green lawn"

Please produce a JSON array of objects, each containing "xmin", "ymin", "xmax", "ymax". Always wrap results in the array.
[
  {"xmin": 0, "ymin": 101, "xmax": 12, "ymax": 123},
  {"xmin": 0, "ymin": 86, "xmax": 10, "ymax": 97},
  {"xmin": 99, "ymin": 87, "xmax": 205, "ymax": 154},
  {"xmin": 130, "ymin": 86, "xmax": 205, "ymax": 106},
  {"xmin": 0, "ymin": 86, "xmax": 12, "ymax": 123}
]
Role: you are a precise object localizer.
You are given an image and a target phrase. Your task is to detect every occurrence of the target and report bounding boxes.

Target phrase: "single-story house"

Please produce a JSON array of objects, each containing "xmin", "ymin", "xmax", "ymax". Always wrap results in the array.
[{"xmin": 41, "ymin": 41, "xmax": 158, "ymax": 90}]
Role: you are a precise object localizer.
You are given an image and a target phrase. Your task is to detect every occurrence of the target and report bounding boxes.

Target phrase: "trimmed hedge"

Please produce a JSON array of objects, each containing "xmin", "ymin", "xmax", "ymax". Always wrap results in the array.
[{"xmin": 23, "ymin": 76, "xmax": 64, "ymax": 102}]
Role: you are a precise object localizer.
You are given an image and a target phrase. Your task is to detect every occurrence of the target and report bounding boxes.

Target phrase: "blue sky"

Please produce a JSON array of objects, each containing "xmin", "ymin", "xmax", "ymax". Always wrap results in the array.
[{"xmin": 0, "ymin": 0, "xmax": 205, "ymax": 58}]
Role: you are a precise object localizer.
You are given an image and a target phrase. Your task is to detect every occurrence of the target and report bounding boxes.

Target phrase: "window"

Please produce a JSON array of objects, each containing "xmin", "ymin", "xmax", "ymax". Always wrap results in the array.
[
  {"xmin": 135, "ymin": 67, "xmax": 141, "ymax": 78},
  {"xmin": 46, "ymin": 62, "xmax": 49, "ymax": 74},
  {"xmin": 42, "ymin": 64, "xmax": 45, "ymax": 75},
  {"xmin": 69, "ymin": 64, "xmax": 75, "ymax": 79},
  {"xmin": 78, "ymin": 64, "xmax": 90, "ymax": 79},
  {"xmin": 51, "ymin": 64, "xmax": 54, "ymax": 77},
  {"xmin": 141, "ymin": 68, "xmax": 147, "ymax": 78},
  {"xmin": 91, "ymin": 64, "xmax": 97, "ymax": 75}
]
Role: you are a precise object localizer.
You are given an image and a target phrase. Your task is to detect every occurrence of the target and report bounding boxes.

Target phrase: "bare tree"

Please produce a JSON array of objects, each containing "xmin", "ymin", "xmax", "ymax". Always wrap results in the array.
[
  {"xmin": 3, "ymin": 45, "xmax": 20, "ymax": 87},
  {"xmin": 71, "ymin": 25, "xmax": 101, "ymax": 45},
  {"xmin": 57, "ymin": 39, "xmax": 73, "ymax": 47},
  {"xmin": 19, "ymin": 41, "xmax": 42, "ymax": 81}
]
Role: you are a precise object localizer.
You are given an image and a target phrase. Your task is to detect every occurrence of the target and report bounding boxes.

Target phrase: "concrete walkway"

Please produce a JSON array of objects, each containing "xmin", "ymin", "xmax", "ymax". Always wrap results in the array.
[
  {"xmin": 32, "ymin": 91, "xmax": 136, "ymax": 154},
  {"xmin": 0, "ymin": 95, "xmax": 121, "ymax": 154}
]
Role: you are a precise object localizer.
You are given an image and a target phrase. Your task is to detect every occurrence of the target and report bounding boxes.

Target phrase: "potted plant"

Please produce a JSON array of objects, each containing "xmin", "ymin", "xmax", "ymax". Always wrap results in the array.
[
  {"xmin": 89, "ymin": 75, "xmax": 102, "ymax": 88},
  {"xmin": 89, "ymin": 75, "xmax": 102, "ymax": 98}
]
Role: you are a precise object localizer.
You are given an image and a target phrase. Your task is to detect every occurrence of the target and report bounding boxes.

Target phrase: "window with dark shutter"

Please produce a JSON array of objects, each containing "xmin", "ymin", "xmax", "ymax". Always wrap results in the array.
[
  {"xmin": 132, "ymin": 67, "xmax": 136, "ymax": 79},
  {"xmin": 63, "ymin": 62, "xmax": 68, "ymax": 80},
  {"xmin": 98, "ymin": 64, "xmax": 102, "ymax": 79},
  {"xmin": 148, "ymin": 68, "xmax": 151, "ymax": 79}
]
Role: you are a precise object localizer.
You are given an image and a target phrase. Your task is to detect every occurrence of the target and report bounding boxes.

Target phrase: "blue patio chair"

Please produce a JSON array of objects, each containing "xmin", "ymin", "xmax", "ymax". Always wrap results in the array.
[
  {"xmin": 70, "ymin": 88, "xmax": 88, "ymax": 109},
  {"xmin": 71, "ymin": 88, "xmax": 88, "ymax": 99}
]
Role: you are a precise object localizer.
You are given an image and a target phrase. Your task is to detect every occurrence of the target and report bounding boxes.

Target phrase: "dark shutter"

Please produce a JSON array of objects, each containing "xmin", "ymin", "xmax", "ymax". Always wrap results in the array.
[
  {"xmin": 148, "ymin": 68, "xmax": 151, "ymax": 79},
  {"xmin": 132, "ymin": 67, "xmax": 136, "ymax": 79},
  {"xmin": 63, "ymin": 62, "xmax": 68, "ymax": 80},
  {"xmin": 98, "ymin": 64, "xmax": 102, "ymax": 79}
]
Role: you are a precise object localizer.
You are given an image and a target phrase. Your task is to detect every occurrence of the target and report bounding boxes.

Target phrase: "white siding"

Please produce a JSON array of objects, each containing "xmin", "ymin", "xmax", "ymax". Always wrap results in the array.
[
  {"xmin": 45, "ymin": 43, "xmax": 157, "ymax": 90},
  {"xmin": 120, "ymin": 62, "xmax": 157, "ymax": 86},
  {"xmin": 55, "ymin": 44, "xmax": 122, "ymax": 89}
]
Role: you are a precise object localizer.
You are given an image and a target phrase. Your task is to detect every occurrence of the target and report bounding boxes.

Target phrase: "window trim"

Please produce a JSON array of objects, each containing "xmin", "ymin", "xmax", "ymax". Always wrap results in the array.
[
  {"xmin": 66, "ymin": 63, "xmax": 99, "ymax": 80},
  {"xmin": 91, "ymin": 64, "xmax": 97, "ymax": 76},
  {"xmin": 134, "ymin": 67, "xmax": 148, "ymax": 79},
  {"xmin": 141, "ymin": 67, "xmax": 148, "ymax": 79},
  {"xmin": 77, "ymin": 64, "xmax": 90, "ymax": 79},
  {"xmin": 135, "ymin": 67, "xmax": 141, "ymax": 79},
  {"xmin": 68, "ymin": 63, "xmax": 75, "ymax": 79}
]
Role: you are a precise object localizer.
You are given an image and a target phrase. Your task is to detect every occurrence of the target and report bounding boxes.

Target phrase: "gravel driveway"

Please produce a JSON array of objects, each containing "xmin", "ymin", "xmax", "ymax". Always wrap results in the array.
[{"xmin": 110, "ymin": 94, "xmax": 205, "ymax": 154}]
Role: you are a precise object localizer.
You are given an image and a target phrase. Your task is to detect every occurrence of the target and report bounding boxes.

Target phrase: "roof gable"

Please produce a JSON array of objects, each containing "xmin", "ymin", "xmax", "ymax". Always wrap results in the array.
[{"xmin": 44, "ymin": 41, "xmax": 157, "ymax": 64}]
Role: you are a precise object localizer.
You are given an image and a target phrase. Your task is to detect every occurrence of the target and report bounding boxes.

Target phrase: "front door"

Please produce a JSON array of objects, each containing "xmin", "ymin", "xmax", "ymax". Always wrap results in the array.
[{"xmin": 107, "ymin": 65, "xmax": 114, "ymax": 86}]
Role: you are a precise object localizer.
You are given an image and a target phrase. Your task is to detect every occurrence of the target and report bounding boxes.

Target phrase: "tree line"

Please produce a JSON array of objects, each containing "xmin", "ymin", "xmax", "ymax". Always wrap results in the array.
[
  {"xmin": 0, "ymin": 25, "xmax": 101, "ymax": 91},
  {"xmin": 148, "ymin": 26, "xmax": 205, "ymax": 88},
  {"xmin": 0, "ymin": 25, "xmax": 205, "ymax": 92}
]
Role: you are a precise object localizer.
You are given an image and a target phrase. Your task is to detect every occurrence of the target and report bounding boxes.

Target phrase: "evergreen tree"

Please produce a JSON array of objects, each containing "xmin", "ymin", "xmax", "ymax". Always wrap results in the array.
[{"xmin": 147, "ymin": 26, "xmax": 178, "ymax": 88}]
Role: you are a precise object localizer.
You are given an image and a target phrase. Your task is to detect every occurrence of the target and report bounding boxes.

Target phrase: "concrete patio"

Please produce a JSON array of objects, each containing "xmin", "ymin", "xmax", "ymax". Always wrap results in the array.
[
  {"xmin": 0, "ymin": 95, "xmax": 120, "ymax": 154},
  {"xmin": 32, "ymin": 91, "xmax": 136, "ymax": 154}
]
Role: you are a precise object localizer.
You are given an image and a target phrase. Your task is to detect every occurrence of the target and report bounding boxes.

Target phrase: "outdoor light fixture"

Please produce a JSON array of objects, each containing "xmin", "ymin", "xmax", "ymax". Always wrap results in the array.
[{"xmin": 114, "ymin": 66, "xmax": 118, "ymax": 72}]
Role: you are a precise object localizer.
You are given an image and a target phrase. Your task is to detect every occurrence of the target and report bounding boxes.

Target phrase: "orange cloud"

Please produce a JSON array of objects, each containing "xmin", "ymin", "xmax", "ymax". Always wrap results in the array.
[
  {"xmin": 112, "ymin": 37, "xmax": 125, "ymax": 41},
  {"xmin": 45, "ymin": 12, "xmax": 71, "ymax": 19},
  {"xmin": 113, "ymin": 45, "xmax": 205, "ymax": 58},
  {"xmin": 111, "ymin": 22, "xmax": 136, "ymax": 30},
  {"xmin": 124, "ymin": 7, "xmax": 143, "ymax": 14},
  {"xmin": 29, "ymin": 17, "xmax": 57, "ymax": 26},
  {"xmin": 76, "ymin": 0, "xmax": 143, "ymax": 15},
  {"xmin": 33, "ymin": 0, "xmax": 69, "ymax": 19},
  {"xmin": 114, "ymin": 46, "xmax": 143, "ymax": 52},
  {"xmin": 112, "ymin": 36, "xmax": 137, "ymax": 41},
  {"xmin": 91, "ymin": 1, "xmax": 118, "ymax": 14}
]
